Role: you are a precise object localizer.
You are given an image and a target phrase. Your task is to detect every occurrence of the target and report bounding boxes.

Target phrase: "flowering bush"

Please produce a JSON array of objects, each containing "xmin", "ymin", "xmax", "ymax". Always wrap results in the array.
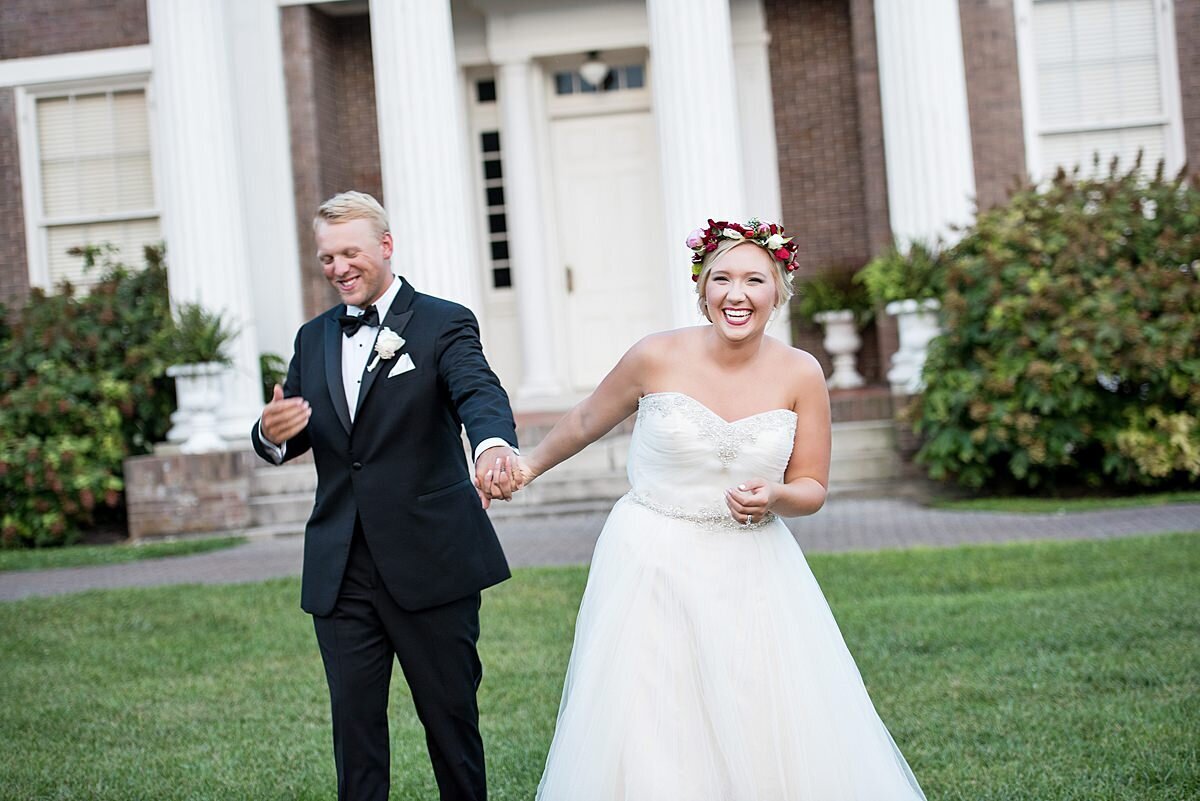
[
  {"xmin": 912, "ymin": 160, "xmax": 1200, "ymax": 491},
  {"xmin": 0, "ymin": 245, "xmax": 176, "ymax": 547}
]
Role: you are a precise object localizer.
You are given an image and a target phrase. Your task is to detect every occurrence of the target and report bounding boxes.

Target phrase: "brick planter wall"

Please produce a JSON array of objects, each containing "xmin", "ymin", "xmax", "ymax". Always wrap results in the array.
[{"xmin": 123, "ymin": 449, "xmax": 256, "ymax": 540}]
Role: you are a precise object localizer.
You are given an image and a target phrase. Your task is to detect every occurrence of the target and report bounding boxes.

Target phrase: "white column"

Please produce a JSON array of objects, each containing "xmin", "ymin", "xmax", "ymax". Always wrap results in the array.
[
  {"xmin": 874, "ymin": 0, "xmax": 976, "ymax": 245},
  {"xmin": 224, "ymin": 0, "xmax": 303, "ymax": 361},
  {"xmin": 496, "ymin": 59, "xmax": 562, "ymax": 400},
  {"xmin": 732, "ymin": 0, "xmax": 790, "ymax": 344},
  {"xmin": 647, "ymin": 0, "xmax": 747, "ymax": 329},
  {"xmin": 147, "ymin": 0, "xmax": 264, "ymax": 442},
  {"xmin": 369, "ymin": 0, "xmax": 482, "ymax": 312}
]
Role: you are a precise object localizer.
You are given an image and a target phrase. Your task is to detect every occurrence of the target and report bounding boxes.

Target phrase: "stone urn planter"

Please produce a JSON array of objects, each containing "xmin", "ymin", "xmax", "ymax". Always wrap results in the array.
[
  {"xmin": 813, "ymin": 309, "xmax": 866, "ymax": 390},
  {"xmin": 166, "ymin": 362, "xmax": 228, "ymax": 453},
  {"xmin": 163, "ymin": 301, "xmax": 236, "ymax": 453},
  {"xmin": 885, "ymin": 298, "xmax": 942, "ymax": 395}
]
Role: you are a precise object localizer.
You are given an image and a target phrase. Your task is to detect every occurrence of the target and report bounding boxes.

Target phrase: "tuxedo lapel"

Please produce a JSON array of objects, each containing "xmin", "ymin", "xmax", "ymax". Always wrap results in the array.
[
  {"xmin": 324, "ymin": 315, "xmax": 353, "ymax": 435},
  {"xmin": 354, "ymin": 305, "xmax": 415, "ymax": 421}
]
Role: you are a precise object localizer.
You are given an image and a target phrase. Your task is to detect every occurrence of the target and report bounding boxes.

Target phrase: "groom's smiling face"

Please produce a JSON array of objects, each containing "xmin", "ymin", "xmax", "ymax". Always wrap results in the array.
[{"xmin": 316, "ymin": 218, "xmax": 395, "ymax": 309}]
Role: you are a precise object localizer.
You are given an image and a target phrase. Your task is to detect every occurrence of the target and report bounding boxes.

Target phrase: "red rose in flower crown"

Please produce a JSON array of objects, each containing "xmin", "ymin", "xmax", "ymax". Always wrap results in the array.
[{"xmin": 687, "ymin": 217, "xmax": 798, "ymax": 281}]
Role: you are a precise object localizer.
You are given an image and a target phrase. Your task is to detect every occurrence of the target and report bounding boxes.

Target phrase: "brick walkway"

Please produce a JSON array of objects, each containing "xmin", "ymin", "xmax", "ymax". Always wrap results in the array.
[{"xmin": 2, "ymin": 498, "xmax": 1196, "ymax": 602}]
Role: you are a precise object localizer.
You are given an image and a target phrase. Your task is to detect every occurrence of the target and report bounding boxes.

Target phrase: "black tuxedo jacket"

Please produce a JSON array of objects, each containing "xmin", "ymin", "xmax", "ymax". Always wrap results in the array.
[{"xmin": 252, "ymin": 278, "xmax": 517, "ymax": 616}]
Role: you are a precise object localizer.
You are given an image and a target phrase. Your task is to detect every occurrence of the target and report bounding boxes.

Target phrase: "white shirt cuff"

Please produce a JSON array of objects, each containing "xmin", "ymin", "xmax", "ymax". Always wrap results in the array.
[
  {"xmin": 255, "ymin": 420, "xmax": 287, "ymax": 464},
  {"xmin": 473, "ymin": 437, "xmax": 518, "ymax": 463}
]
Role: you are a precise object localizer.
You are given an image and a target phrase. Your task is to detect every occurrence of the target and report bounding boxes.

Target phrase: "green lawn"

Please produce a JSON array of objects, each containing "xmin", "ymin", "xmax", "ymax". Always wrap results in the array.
[
  {"xmin": 932, "ymin": 490, "xmax": 1200, "ymax": 514},
  {"xmin": 1, "ymin": 533, "xmax": 1196, "ymax": 800},
  {"xmin": 0, "ymin": 537, "xmax": 245, "ymax": 572}
]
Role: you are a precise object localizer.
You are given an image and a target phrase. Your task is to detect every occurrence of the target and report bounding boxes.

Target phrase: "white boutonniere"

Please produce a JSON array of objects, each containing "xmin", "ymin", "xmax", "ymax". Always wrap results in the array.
[{"xmin": 367, "ymin": 327, "xmax": 405, "ymax": 372}]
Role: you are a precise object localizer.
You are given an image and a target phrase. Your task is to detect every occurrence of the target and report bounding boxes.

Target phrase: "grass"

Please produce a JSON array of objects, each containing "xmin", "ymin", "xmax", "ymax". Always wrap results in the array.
[
  {"xmin": 0, "ymin": 537, "xmax": 245, "ymax": 572},
  {"xmin": 932, "ymin": 489, "xmax": 1200, "ymax": 514},
  {"xmin": 0, "ymin": 533, "xmax": 1196, "ymax": 800}
]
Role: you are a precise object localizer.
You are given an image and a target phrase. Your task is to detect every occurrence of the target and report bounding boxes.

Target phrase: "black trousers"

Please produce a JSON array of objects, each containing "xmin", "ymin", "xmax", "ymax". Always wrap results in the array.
[{"xmin": 312, "ymin": 527, "xmax": 486, "ymax": 801}]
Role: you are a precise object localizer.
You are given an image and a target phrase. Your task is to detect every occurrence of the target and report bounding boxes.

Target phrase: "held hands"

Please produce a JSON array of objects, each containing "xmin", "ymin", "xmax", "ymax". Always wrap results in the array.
[
  {"xmin": 473, "ymin": 446, "xmax": 524, "ymax": 509},
  {"xmin": 725, "ymin": 478, "xmax": 775, "ymax": 525},
  {"xmin": 260, "ymin": 384, "xmax": 311, "ymax": 446}
]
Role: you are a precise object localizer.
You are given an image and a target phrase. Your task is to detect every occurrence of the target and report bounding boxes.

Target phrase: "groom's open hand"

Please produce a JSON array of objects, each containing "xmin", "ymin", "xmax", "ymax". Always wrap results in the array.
[
  {"xmin": 260, "ymin": 384, "xmax": 311, "ymax": 446},
  {"xmin": 473, "ymin": 445, "xmax": 521, "ymax": 509}
]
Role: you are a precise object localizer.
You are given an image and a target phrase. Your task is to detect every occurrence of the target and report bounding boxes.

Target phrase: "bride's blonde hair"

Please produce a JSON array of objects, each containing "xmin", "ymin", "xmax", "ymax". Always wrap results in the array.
[{"xmin": 694, "ymin": 240, "xmax": 795, "ymax": 320}]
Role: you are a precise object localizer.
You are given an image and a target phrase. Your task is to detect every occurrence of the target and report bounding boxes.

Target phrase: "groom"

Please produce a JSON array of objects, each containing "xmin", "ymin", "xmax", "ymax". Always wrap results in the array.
[{"xmin": 252, "ymin": 191, "xmax": 519, "ymax": 801}]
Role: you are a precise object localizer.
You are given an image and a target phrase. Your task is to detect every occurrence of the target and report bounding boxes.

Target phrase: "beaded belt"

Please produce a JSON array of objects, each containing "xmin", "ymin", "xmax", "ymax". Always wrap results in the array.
[{"xmin": 625, "ymin": 491, "xmax": 777, "ymax": 532}]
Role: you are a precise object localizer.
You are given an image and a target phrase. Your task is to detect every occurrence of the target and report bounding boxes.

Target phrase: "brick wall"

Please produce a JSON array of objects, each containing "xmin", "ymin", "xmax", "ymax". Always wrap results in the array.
[
  {"xmin": 958, "ymin": 0, "xmax": 1027, "ymax": 211},
  {"xmin": 1178, "ymin": 0, "xmax": 1200, "ymax": 178},
  {"xmin": 331, "ymin": 15, "xmax": 382, "ymax": 198},
  {"xmin": 0, "ymin": 0, "xmax": 147, "ymax": 60},
  {"xmin": 0, "ymin": 89, "xmax": 29, "ymax": 313},
  {"xmin": 283, "ymin": 7, "xmax": 382, "ymax": 321},
  {"xmin": 768, "ymin": 0, "xmax": 887, "ymax": 384}
]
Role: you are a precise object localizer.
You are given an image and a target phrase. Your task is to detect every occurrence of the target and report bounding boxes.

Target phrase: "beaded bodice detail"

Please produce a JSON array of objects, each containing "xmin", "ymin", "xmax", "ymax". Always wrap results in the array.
[{"xmin": 625, "ymin": 392, "xmax": 797, "ymax": 531}]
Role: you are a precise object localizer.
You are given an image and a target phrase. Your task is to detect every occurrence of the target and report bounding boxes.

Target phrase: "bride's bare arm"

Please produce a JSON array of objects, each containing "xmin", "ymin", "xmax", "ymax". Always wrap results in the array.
[
  {"xmin": 520, "ymin": 339, "xmax": 652, "ymax": 482},
  {"xmin": 725, "ymin": 351, "xmax": 831, "ymax": 520}
]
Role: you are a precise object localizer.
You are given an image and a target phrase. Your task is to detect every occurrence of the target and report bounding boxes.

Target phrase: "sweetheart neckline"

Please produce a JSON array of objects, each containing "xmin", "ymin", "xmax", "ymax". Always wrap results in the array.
[{"xmin": 640, "ymin": 391, "xmax": 798, "ymax": 426}]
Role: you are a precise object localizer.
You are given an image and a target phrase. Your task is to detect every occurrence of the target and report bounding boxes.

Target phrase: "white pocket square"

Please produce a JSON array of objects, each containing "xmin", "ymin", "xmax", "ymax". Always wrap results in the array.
[{"xmin": 388, "ymin": 353, "xmax": 416, "ymax": 378}]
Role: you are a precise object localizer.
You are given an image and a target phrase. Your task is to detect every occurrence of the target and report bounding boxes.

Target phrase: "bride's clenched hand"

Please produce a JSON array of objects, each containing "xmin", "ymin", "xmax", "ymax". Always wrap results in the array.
[
  {"xmin": 724, "ymin": 478, "xmax": 776, "ymax": 525},
  {"xmin": 514, "ymin": 456, "xmax": 540, "ymax": 488}
]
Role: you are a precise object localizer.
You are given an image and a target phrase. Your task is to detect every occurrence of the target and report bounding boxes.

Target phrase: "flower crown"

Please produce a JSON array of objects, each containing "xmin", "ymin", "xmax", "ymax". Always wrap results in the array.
[{"xmin": 687, "ymin": 217, "xmax": 798, "ymax": 281}]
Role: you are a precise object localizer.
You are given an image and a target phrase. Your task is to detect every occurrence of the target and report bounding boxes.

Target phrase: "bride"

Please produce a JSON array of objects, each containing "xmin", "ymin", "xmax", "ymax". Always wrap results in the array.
[{"xmin": 517, "ymin": 219, "xmax": 926, "ymax": 800}]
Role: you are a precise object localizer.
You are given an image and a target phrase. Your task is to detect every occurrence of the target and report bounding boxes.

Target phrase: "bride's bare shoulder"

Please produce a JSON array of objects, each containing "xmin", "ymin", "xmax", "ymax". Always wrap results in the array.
[
  {"xmin": 766, "ymin": 339, "xmax": 824, "ymax": 379},
  {"xmin": 628, "ymin": 327, "xmax": 704, "ymax": 364},
  {"xmin": 765, "ymin": 340, "xmax": 828, "ymax": 404}
]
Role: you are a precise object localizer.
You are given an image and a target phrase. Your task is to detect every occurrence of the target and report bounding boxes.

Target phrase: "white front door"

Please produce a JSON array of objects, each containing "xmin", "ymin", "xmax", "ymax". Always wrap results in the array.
[{"xmin": 551, "ymin": 110, "xmax": 669, "ymax": 391}]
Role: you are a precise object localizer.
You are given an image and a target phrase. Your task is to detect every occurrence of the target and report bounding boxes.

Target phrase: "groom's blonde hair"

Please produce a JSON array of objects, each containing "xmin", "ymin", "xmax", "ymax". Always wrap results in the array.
[{"xmin": 314, "ymin": 191, "xmax": 390, "ymax": 240}]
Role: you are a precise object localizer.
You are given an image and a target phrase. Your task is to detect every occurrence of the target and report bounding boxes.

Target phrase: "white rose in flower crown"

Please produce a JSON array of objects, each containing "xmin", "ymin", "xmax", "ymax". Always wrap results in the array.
[
  {"xmin": 766, "ymin": 233, "xmax": 785, "ymax": 251},
  {"xmin": 722, "ymin": 228, "xmax": 744, "ymax": 241},
  {"xmin": 367, "ymin": 327, "xmax": 405, "ymax": 372}
]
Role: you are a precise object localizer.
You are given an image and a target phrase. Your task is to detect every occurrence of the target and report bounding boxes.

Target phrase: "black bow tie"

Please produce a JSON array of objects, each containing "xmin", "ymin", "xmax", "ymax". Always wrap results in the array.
[{"xmin": 337, "ymin": 304, "xmax": 380, "ymax": 337}]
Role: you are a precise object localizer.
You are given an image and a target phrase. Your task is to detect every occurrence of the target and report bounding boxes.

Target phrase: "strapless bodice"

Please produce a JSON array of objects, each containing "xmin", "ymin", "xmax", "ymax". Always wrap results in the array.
[{"xmin": 625, "ymin": 392, "xmax": 797, "ymax": 530}]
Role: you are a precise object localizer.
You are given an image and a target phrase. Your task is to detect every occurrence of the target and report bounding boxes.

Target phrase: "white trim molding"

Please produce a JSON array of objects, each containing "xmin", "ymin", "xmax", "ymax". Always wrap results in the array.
[{"xmin": 0, "ymin": 46, "xmax": 151, "ymax": 89}]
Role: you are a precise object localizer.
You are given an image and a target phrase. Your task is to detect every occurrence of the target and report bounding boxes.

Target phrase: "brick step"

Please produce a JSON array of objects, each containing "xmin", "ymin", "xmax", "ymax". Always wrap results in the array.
[
  {"xmin": 249, "ymin": 492, "xmax": 315, "ymax": 527},
  {"xmin": 251, "ymin": 463, "xmax": 317, "ymax": 495}
]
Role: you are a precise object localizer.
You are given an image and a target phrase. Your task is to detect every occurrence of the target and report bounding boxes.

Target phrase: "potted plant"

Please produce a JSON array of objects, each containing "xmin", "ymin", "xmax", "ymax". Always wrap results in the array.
[
  {"xmin": 855, "ymin": 241, "xmax": 946, "ymax": 395},
  {"xmin": 796, "ymin": 271, "xmax": 873, "ymax": 390},
  {"xmin": 164, "ymin": 302, "xmax": 237, "ymax": 453}
]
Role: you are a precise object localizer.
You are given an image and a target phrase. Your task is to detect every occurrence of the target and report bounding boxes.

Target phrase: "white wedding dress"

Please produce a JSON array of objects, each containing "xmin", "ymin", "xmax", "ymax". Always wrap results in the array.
[{"xmin": 536, "ymin": 392, "xmax": 927, "ymax": 801}]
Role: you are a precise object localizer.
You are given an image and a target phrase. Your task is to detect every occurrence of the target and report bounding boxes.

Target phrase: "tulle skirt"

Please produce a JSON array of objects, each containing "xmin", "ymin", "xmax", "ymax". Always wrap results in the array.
[{"xmin": 536, "ymin": 496, "xmax": 926, "ymax": 801}]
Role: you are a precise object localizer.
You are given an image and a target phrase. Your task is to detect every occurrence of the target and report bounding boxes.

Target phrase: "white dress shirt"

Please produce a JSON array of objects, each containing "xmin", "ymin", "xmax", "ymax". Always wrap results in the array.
[{"xmin": 257, "ymin": 275, "xmax": 514, "ymax": 464}]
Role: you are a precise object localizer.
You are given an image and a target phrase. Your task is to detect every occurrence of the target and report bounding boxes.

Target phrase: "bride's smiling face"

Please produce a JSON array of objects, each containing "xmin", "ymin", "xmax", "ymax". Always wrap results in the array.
[{"xmin": 703, "ymin": 243, "xmax": 779, "ymax": 341}]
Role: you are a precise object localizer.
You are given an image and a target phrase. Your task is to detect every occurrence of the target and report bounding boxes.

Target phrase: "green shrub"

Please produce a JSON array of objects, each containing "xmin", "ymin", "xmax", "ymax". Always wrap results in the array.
[
  {"xmin": 855, "ymin": 240, "xmax": 947, "ymax": 305},
  {"xmin": 795, "ymin": 270, "xmax": 874, "ymax": 325},
  {"xmin": 167, "ymin": 302, "xmax": 236, "ymax": 365},
  {"xmin": 259, "ymin": 352, "xmax": 287, "ymax": 403},
  {"xmin": 913, "ymin": 159, "xmax": 1200, "ymax": 491},
  {"xmin": 0, "ymin": 245, "xmax": 176, "ymax": 547}
]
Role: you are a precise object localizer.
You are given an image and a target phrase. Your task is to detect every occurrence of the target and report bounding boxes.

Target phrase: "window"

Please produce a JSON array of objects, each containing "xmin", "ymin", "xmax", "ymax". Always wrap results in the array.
[
  {"xmin": 1017, "ymin": 0, "xmax": 1184, "ymax": 179},
  {"xmin": 553, "ymin": 64, "xmax": 646, "ymax": 96},
  {"xmin": 478, "ymin": 126, "xmax": 511, "ymax": 289},
  {"xmin": 24, "ymin": 86, "xmax": 159, "ymax": 290}
]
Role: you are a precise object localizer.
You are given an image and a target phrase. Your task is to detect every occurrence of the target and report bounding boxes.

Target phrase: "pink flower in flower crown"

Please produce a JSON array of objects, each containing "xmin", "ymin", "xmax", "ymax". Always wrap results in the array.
[
  {"xmin": 686, "ymin": 229, "xmax": 706, "ymax": 250},
  {"xmin": 756, "ymin": 223, "xmax": 771, "ymax": 237}
]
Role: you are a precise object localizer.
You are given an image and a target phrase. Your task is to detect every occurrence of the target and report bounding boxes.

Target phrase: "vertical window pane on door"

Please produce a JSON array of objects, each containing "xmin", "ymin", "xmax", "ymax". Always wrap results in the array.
[
  {"xmin": 478, "ymin": 129, "xmax": 511, "ymax": 289},
  {"xmin": 35, "ymin": 87, "xmax": 159, "ymax": 291},
  {"xmin": 476, "ymin": 79, "xmax": 497, "ymax": 104},
  {"xmin": 1030, "ymin": 0, "xmax": 1166, "ymax": 177}
]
